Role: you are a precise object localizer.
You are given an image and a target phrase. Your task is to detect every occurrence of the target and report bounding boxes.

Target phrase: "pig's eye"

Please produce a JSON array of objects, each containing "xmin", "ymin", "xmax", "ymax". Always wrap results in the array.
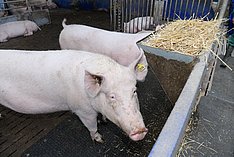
[{"xmin": 110, "ymin": 94, "xmax": 116, "ymax": 100}]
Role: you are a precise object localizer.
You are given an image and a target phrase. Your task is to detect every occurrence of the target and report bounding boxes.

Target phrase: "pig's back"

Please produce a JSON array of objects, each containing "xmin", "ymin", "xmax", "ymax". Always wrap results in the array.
[
  {"xmin": 0, "ymin": 49, "xmax": 120, "ymax": 77},
  {"xmin": 0, "ymin": 50, "xmax": 84, "ymax": 73},
  {"xmin": 0, "ymin": 49, "xmax": 118, "ymax": 113},
  {"xmin": 59, "ymin": 25, "xmax": 142, "ymax": 66},
  {"xmin": 0, "ymin": 21, "xmax": 26, "ymax": 37},
  {"xmin": 59, "ymin": 24, "xmax": 136, "ymax": 50}
]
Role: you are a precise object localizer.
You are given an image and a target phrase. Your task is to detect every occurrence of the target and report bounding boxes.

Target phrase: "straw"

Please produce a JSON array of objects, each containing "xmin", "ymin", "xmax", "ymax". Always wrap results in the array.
[{"xmin": 142, "ymin": 19, "xmax": 224, "ymax": 57}]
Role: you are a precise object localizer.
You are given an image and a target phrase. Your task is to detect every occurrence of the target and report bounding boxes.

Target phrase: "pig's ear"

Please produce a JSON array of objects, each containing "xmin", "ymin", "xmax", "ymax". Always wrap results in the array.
[
  {"xmin": 129, "ymin": 48, "xmax": 148, "ymax": 82},
  {"xmin": 84, "ymin": 70, "xmax": 104, "ymax": 97}
]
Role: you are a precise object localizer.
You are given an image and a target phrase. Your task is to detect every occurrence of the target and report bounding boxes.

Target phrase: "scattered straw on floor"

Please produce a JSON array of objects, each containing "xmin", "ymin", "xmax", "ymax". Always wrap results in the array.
[{"xmin": 142, "ymin": 19, "xmax": 224, "ymax": 56}]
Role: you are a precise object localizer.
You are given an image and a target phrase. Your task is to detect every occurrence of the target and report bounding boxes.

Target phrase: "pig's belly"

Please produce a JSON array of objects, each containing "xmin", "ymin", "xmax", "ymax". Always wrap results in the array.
[
  {"xmin": 0, "ymin": 84, "xmax": 69, "ymax": 114},
  {"xmin": 7, "ymin": 27, "xmax": 26, "ymax": 38}
]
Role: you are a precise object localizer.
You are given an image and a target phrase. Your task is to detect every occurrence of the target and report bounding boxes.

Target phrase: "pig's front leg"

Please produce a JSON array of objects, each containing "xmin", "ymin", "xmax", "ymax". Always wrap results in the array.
[
  {"xmin": 24, "ymin": 30, "xmax": 33, "ymax": 36},
  {"xmin": 0, "ymin": 32, "xmax": 8, "ymax": 42},
  {"xmin": 74, "ymin": 110, "xmax": 104, "ymax": 143}
]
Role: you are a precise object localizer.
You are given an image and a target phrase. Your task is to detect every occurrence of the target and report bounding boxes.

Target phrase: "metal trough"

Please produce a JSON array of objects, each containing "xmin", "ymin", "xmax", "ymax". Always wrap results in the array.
[
  {"xmin": 137, "ymin": 29, "xmax": 225, "ymax": 156},
  {"xmin": 137, "ymin": 34, "xmax": 197, "ymax": 104}
]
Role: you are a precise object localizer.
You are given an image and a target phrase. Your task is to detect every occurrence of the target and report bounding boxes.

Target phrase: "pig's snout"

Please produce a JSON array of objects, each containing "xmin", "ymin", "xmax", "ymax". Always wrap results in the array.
[{"xmin": 129, "ymin": 127, "xmax": 148, "ymax": 141}]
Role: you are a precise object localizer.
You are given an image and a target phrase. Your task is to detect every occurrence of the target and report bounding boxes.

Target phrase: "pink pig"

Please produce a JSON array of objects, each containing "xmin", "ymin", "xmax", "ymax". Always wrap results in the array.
[
  {"xmin": 124, "ymin": 16, "xmax": 154, "ymax": 33},
  {"xmin": 59, "ymin": 19, "xmax": 150, "ymax": 82},
  {"xmin": 0, "ymin": 20, "xmax": 40, "ymax": 43},
  {"xmin": 0, "ymin": 49, "xmax": 148, "ymax": 142}
]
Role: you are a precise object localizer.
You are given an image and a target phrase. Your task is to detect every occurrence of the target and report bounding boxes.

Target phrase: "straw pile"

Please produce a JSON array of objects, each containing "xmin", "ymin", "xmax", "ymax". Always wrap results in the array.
[{"xmin": 142, "ymin": 19, "xmax": 223, "ymax": 56}]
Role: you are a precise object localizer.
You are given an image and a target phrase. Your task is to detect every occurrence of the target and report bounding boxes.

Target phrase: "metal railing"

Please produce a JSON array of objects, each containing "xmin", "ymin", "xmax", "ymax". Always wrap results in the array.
[
  {"xmin": 0, "ymin": 0, "xmax": 30, "ymax": 17},
  {"xmin": 110, "ymin": 0, "xmax": 223, "ymax": 33},
  {"xmin": 0, "ymin": 0, "xmax": 48, "ymax": 18}
]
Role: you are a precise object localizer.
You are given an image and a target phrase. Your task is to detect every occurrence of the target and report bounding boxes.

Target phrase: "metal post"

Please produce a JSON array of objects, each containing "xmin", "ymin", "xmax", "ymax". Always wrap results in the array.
[
  {"xmin": 190, "ymin": 0, "xmax": 196, "ymax": 18},
  {"xmin": 163, "ymin": 0, "xmax": 168, "ymax": 21},
  {"xmin": 202, "ymin": 0, "xmax": 208, "ymax": 16},
  {"xmin": 141, "ymin": 0, "xmax": 145, "ymax": 29},
  {"xmin": 218, "ymin": 0, "xmax": 229, "ymax": 19},
  {"xmin": 173, "ymin": 0, "xmax": 179, "ymax": 19},
  {"xmin": 196, "ymin": 0, "xmax": 202, "ymax": 18},
  {"xmin": 110, "ymin": 0, "xmax": 113, "ymax": 30},
  {"xmin": 184, "ymin": 0, "xmax": 190, "ymax": 19},
  {"xmin": 129, "ymin": 0, "xmax": 132, "ymax": 33},
  {"xmin": 178, "ymin": 0, "xmax": 183, "ymax": 18},
  {"xmin": 168, "ymin": 0, "xmax": 173, "ymax": 20}
]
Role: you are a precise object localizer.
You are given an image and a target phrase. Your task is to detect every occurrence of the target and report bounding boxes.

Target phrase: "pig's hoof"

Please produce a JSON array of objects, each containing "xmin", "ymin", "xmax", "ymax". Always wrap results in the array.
[
  {"xmin": 1, "ymin": 39, "xmax": 8, "ymax": 42},
  {"xmin": 92, "ymin": 132, "xmax": 104, "ymax": 143},
  {"xmin": 24, "ymin": 32, "xmax": 33, "ymax": 36}
]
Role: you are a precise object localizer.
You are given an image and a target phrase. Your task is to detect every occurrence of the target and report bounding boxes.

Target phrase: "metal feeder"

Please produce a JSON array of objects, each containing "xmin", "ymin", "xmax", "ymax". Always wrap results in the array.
[{"xmin": 137, "ymin": 33, "xmax": 198, "ymax": 104}]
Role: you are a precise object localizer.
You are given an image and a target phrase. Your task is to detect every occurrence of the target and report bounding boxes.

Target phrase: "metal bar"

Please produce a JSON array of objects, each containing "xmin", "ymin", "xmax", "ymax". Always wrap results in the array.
[
  {"xmin": 184, "ymin": 0, "xmax": 190, "ymax": 19},
  {"xmin": 118, "ymin": 0, "xmax": 122, "ymax": 31},
  {"xmin": 208, "ymin": 0, "xmax": 212, "ymax": 18},
  {"xmin": 0, "ymin": 0, "xmax": 26, "ymax": 4},
  {"xmin": 163, "ymin": 0, "xmax": 168, "ymax": 21},
  {"xmin": 121, "ymin": 0, "xmax": 124, "ymax": 31},
  {"xmin": 159, "ymin": 0, "xmax": 162, "ymax": 24},
  {"xmin": 110, "ymin": 0, "xmax": 113, "ymax": 30},
  {"xmin": 196, "ymin": 0, "xmax": 202, "ymax": 18},
  {"xmin": 2, "ymin": 6, "xmax": 29, "ymax": 11},
  {"xmin": 145, "ymin": 0, "xmax": 150, "ymax": 29},
  {"xmin": 132, "ymin": 0, "xmax": 136, "ymax": 33},
  {"xmin": 125, "ymin": 0, "xmax": 128, "ymax": 32},
  {"xmin": 190, "ymin": 0, "xmax": 196, "ymax": 18},
  {"xmin": 178, "ymin": 0, "xmax": 183, "ymax": 18},
  {"xmin": 158, "ymin": 0, "xmax": 164, "ymax": 23},
  {"xmin": 137, "ymin": 0, "xmax": 140, "ymax": 31},
  {"xmin": 173, "ymin": 0, "xmax": 179, "ymax": 19},
  {"xmin": 113, "ymin": 0, "xmax": 117, "ymax": 31},
  {"xmin": 129, "ymin": 0, "xmax": 132, "ymax": 33},
  {"xmin": 145, "ymin": 0, "xmax": 150, "ymax": 30},
  {"xmin": 141, "ymin": 0, "xmax": 145, "ymax": 30},
  {"xmin": 168, "ymin": 0, "xmax": 173, "ymax": 20},
  {"xmin": 150, "ymin": 0, "xmax": 154, "ymax": 22},
  {"xmin": 151, "ymin": 0, "xmax": 155, "ymax": 17},
  {"xmin": 218, "ymin": 0, "xmax": 229, "ymax": 19},
  {"xmin": 156, "ymin": 0, "xmax": 160, "ymax": 25},
  {"xmin": 202, "ymin": 0, "xmax": 208, "ymax": 16},
  {"xmin": 146, "ymin": 0, "xmax": 149, "ymax": 16}
]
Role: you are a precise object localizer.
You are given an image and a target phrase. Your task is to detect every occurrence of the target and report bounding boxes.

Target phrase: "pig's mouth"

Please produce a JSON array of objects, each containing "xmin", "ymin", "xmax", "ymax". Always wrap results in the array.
[
  {"xmin": 115, "ymin": 119, "xmax": 147, "ymax": 141},
  {"xmin": 129, "ymin": 128, "xmax": 148, "ymax": 141}
]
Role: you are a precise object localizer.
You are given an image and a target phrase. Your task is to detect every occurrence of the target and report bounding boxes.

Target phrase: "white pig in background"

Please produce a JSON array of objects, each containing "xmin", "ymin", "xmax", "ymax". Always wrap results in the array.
[
  {"xmin": 124, "ymin": 16, "xmax": 154, "ymax": 33},
  {"xmin": 59, "ymin": 19, "xmax": 150, "ymax": 82},
  {"xmin": 0, "ymin": 49, "xmax": 148, "ymax": 142},
  {"xmin": 0, "ymin": 20, "xmax": 40, "ymax": 43}
]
